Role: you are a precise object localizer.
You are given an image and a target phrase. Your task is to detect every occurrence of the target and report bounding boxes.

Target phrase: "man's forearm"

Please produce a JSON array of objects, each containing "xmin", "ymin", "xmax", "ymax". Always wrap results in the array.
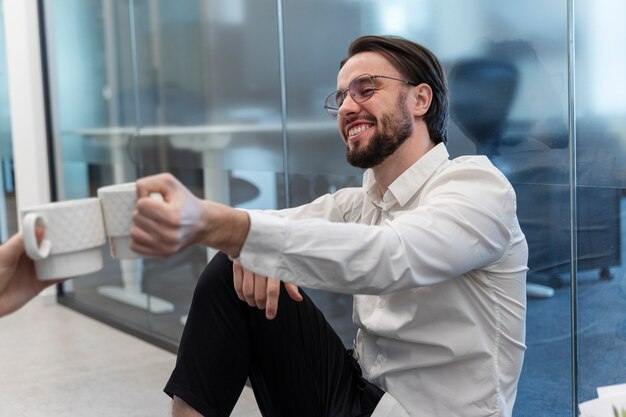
[{"xmin": 198, "ymin": 201, "xmax": 250, "ymax": 258}]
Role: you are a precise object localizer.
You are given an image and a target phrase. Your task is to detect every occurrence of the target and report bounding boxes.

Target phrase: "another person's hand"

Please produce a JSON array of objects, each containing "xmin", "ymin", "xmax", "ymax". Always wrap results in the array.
[
  {"xmin": 0, "ymin": 232, "xmax": 65, "ymax": 318},
  {"xmin": 233, "ymin": 261, "xmax": 303, "ymax": 320}
]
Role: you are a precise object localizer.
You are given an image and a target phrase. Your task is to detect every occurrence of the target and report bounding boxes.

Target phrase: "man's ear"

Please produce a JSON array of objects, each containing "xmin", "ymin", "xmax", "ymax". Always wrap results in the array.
[{"xmin": 412, "ymin": 83, "xmax": 433, "ymax": 117}]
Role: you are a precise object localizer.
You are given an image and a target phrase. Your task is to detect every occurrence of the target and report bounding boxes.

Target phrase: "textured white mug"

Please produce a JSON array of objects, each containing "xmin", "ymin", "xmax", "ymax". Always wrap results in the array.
[
  {"xmin": 21, "ymin": 198, "xmax": 106, "ymax": 280},
  {"xmin": 97, "ymin": 182, "xmax": 163, "ymax": 259}
]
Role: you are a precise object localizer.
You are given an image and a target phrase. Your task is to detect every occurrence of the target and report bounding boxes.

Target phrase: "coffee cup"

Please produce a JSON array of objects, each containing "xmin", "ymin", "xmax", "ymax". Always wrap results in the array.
[
  {"xmin": 97, "ymin": 182, "xmax": 163, "ymax": 259},
  {"xmin": 21, "ymin": 198, "xmax": 106, "ymax": 280}
]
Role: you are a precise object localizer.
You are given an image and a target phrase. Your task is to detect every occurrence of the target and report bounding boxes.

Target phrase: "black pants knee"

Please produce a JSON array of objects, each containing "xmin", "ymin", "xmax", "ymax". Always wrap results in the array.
[{"xmin": 164, "ymin": 252, "xmax": 383, "ymax": 417}]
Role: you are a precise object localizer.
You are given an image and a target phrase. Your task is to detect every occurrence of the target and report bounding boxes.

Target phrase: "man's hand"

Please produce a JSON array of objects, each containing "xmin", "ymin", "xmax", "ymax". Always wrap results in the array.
[
  {"xmin": 130, "ymin": 173, "xmax": 250, "ymax": 258},
  {"xmin": 233, "ymin": 261, "xmax": 303, "ymax": 320},
  {"xmin": 0, "ymin": 233, "xmax": 65, "ymax": 318}
]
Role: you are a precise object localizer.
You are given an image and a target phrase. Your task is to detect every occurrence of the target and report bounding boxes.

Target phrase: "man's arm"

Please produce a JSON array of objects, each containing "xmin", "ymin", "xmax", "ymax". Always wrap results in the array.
[
  {"xmin": 131, "ymin": 173, "xmax": 360, "ymax": 258},
  {"xmin": 132, "ymin": 173, "xmax": 363, "ymax": 319},
  {"xmin": 131, "ymin": 173, "xmax": 303, "ymax": 320},
  {"xmin": 131, "ymin": 164, "xmax": 516, "ymax": 296},
  {"xmin": 237, "ymin": 162, "xmax": 518, "ymax": 294}
]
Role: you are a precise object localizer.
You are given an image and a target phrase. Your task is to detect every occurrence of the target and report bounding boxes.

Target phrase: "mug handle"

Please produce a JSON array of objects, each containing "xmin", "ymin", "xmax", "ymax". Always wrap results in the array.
[
  {"xmin": 149, "ymin": 192, "xmax": 164, "ymax": 202},
  {"xmin": 22, "ymin": 213, "xmax": 52, "ymax": 260}
]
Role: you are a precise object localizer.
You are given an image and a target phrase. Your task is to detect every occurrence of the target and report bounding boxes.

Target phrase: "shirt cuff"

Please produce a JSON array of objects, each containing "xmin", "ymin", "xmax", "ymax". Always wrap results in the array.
[{"xmin": 238, "ymin": 210, "xmax": 289, "ymax": 278}]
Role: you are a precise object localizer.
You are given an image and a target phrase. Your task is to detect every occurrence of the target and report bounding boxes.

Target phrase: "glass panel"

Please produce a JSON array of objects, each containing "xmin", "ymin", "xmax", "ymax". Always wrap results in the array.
[
  {"xmin": 575, "ymin": 0, "xmax": 626, "ymax": 409},
  {"xmin": 283, "ymin": 1, "xmax": 571, "ymax": 415},
  {"xmin": 130, "ymin": 0, "xmax": 283, "ymax": 341},
  {"xmin": 43, "ymin": 0, "xmax": 151, "ymax": 330},
  {"xmin": 45, "ymin": 0, "xmax": 284, "ymax": 344}
]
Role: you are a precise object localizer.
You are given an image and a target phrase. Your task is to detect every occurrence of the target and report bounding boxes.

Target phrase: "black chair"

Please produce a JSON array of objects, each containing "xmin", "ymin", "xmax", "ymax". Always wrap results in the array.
[{"xmin": 448, "ymin": 59, "xmax": 520, "ymax": 157}]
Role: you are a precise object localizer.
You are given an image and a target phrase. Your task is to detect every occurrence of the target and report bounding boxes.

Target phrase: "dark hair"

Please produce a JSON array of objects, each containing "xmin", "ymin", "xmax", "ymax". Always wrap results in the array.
[{"xmin": 340, "ymin": 35, "xmax": 449, "ymax": 145}]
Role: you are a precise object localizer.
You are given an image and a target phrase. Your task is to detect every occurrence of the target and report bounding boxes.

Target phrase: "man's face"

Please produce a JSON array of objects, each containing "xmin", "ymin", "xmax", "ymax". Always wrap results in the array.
[{"xmin": 336, "ymin": 52, "xmax": 414, "ymax": 169}]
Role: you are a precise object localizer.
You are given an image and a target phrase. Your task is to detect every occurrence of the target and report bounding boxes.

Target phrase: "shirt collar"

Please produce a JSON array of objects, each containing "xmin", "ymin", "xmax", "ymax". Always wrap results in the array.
[{"xmin": 363, "ymin": 143, "xmax": 450, "ymax": 209}]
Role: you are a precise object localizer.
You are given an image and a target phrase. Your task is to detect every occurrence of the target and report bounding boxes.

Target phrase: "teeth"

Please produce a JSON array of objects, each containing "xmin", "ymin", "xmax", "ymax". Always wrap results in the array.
[{"xmin": 348, "ymin": 125, "xmax": 371, "ymax": 137}]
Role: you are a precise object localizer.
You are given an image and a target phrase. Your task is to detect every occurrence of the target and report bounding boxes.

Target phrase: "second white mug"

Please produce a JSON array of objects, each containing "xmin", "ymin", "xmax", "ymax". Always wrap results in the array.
[
  {"xmin": 97, "ymin": 182, "xmax": 141, "ymax": 259},
  {"xmin": 97, "ymin": 182, "xmax": 163, "ymax": 259}
]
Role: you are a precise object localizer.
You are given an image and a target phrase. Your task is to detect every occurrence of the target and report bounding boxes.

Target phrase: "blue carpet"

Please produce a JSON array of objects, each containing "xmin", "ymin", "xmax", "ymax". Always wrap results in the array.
[{"xmin": 516, "ymin": 269, "xmax": 626, "ymax": 417}]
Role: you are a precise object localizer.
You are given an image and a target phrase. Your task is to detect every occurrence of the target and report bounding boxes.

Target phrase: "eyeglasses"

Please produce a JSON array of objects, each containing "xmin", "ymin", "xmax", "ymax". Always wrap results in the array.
[{"xmin": 323, "ymin": 74, "xmax": 417, "ymax": 119}]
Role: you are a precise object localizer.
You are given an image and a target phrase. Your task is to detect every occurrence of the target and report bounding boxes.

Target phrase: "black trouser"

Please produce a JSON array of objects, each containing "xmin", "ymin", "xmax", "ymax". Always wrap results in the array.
[{"xmin": 164, "ymin": 252, "xmax": 384, "ymax": 417}]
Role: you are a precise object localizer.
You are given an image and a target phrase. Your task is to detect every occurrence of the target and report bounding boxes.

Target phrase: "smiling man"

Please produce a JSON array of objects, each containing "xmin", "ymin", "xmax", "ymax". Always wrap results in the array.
[{"xmin": 131, "ymin": 35, "xmax": 528, "ymax": 417}]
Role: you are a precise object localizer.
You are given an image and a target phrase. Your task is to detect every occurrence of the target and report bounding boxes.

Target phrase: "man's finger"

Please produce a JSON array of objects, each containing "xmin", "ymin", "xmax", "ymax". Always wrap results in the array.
[
  {"xmin": 134, "ymin": 197, "xmax": 170, "ymax": 226},
  {"xmin": 131, "ymin": 211, "xmax": 164, "ymax": 240},
  {"xmin": 233, "ymin": 262, "xmax": 245, "ymax": 302},
  {"xmin": 242, "ymin": 268, "xmax": 256, "ymax": 307},
  {"xmin": 135, "ymin": 173, "xmax": 177, "ymax": 199},
  {"xmin": 128, "ymin": 240, "xmax": 166, "ymax": 258},
  {"xmin": 254, "ymin": 275, "xmax": 268, "ymax": 310},
  {"xmin": 129, "ymin": 224, "xmax": 171, "ymax": 256},
  {"xmin": 285, "ymin": 282, "xmax": 303, "ymax": 302},
  {"xmin": 265, "ymin": 279, "xmax": 281, "ymax": 320}
]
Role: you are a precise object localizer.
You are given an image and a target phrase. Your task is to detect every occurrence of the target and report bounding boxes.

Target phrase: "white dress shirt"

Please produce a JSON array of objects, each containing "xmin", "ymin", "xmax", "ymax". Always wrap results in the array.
[{"xmin": 239, "ymin": 143, "xmax": 528, "ymax": 417}]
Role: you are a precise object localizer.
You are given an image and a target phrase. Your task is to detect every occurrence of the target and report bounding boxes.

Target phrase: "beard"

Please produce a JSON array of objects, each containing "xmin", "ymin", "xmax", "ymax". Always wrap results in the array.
[{"xmin": 346, "ymin": 91, "xmax": 413, "ymax": 169}]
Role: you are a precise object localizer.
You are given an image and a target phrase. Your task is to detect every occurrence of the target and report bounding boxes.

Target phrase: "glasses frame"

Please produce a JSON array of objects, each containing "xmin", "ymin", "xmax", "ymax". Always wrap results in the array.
[{"xmin": 323, "ymin": 74, "xmax": 418, "ymax": 119}]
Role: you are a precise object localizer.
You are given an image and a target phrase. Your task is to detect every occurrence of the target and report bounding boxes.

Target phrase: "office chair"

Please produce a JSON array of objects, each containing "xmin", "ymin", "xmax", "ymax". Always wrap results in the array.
[{"xmin": 448, "ymin": 58, "xmax": 556, "ymax": 298}]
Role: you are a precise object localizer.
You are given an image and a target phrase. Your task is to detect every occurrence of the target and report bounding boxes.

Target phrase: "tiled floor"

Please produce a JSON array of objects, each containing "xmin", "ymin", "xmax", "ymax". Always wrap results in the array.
[{"xmin": 0, "ymin": 295, "xmax": 261, "ymax": 417}]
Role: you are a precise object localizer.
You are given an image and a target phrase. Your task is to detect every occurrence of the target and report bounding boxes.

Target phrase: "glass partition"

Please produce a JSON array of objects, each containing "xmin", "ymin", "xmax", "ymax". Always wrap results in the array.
[
  {"xmin": 575, "ymin": 0, "xmax": 626, "ymax": 407},
  {"xmin": 39, "ymin": 0, "xmax": 626, "ymax": 415},
  {"xmin": 44, "ymin": 0, "xmax": 284, "ymax": 346},
  {"xmin": 130, "ymin": 0, "xmax": 284, "ymax": 341},
  {"xmin": 43, "ymin": 0, "xmax": 152, "ymax": 333}
]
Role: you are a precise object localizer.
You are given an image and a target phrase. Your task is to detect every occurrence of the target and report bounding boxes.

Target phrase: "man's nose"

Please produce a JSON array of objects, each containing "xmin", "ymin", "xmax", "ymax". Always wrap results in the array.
[{"xmin": 337, "ymin": 93, "xmax": 360, "ymax": 118}]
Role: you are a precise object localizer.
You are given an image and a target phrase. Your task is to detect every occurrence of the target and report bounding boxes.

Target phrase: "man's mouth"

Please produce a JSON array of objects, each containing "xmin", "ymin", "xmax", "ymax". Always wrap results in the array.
[{"xmin": 348, "ymin": 124, "xmax": 372, "ymax": 138}]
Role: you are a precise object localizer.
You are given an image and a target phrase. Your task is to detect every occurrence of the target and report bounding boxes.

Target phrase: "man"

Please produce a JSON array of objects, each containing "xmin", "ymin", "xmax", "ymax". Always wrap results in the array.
[
  {"xmin": 0, "ymin": 232, "xmax": 62, "ymax": 317},
  {"xmin": 131, "ymin": 35, "xmax": 528, "ymax": 417}
]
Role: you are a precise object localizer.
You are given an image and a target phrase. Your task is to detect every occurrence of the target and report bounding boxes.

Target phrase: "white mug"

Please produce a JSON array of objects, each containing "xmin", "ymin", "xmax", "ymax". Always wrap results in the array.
[
  {"xmin": 97, "ymin": 182, "xmax": 163, "ymax": 259},
  {"xmin": 21, "ymin": 198, "xmax": 106, "ymax": 280}
]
